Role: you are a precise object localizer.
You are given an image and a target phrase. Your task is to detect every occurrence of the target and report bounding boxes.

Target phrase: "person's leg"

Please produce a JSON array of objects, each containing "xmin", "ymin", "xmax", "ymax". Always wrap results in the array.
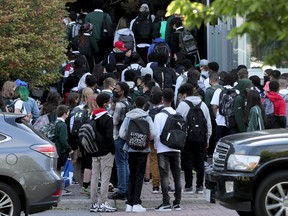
[
  {"xmin": 150, "ymin": 143, "xmax": 160, "ymax": 190},
  {"xmin": 157, "ymin": 153, "xmax": 170, "ymax": 205},
  {"xmin": 90, "ymin": 157, "xmax": 100, "ymax": 204},
  {"xmin": 81, "ymin": 155, "xmax": 92, "ymax": 194},
  {"xmin": 194, "ymin": 147, "xmax": 206, "ymax": 189},
  {"xmin": 127, "ymin": 152, "xmax": 137, "ymax": 206},
  {"xmin": 144, "ymin": 153, "xmax": 150, "ymax": 183},
  {"xmin": 100, "ymin": 153, "xmax": 115, "ymax": 202},
  {"xmin": 169, "ymin": 152, "xmax": 182, "ymax": 206},
  {"xmin": 181, "ymin": 150, "xmax": 193, "ymax": 189},
  {"xmin": 133, "ymin": 153, "xmax": 148, "ymax": 205},
  {"xmin": 113, "ymin": 138, "xmax": 129, "ymax": 195}
]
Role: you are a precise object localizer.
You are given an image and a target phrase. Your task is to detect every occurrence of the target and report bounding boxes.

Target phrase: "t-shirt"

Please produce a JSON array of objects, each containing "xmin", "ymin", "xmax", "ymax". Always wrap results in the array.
[{"xmin": 14, "ymin": 99, "xmax": 27, "ymax": 114}]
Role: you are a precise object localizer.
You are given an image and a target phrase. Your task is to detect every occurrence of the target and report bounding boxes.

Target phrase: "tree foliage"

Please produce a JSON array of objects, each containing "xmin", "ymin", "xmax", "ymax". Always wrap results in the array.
[
  {"xmin": 0, "ymin": 0, "xmax": 67, "ymax": 87},
  {"xmin": 167, "ymin": 0, "xmax": 288, "ymax": 65}
]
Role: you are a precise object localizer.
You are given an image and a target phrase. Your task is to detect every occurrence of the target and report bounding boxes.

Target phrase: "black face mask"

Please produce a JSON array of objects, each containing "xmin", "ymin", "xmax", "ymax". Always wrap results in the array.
[{"xmin": 113, "ymin": 91, "xmax": 120, "ymax": 98}]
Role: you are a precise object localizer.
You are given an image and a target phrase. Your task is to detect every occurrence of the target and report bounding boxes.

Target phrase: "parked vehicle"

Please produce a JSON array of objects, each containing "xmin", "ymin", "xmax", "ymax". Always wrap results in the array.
[
  {"xmin": 205, "ymin": 129, "xmax": 288, "ymax": 216},
  {"xmin": 0, "ymin": 113, "xmax": 63, "ymax": 216}
]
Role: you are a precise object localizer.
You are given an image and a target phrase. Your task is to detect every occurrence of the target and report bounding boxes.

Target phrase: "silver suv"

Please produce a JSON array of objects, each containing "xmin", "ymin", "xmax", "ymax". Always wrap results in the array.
[{"xmin": 0, "ymin": 113, "xmax": 63, "ymax": 216}]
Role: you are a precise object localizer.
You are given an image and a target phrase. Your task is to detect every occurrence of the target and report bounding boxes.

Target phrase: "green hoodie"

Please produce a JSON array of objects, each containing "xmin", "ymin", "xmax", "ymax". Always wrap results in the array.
[{"xmin": 234, "ymin": 79, "xmax": 252, "ymax": 132}]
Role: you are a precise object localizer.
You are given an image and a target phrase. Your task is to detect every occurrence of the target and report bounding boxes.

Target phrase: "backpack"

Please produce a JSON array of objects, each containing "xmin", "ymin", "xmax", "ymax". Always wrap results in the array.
[
  {"xmin": 70, "ymin": 106, "xmax": 89, "ymax": 138},
  {"xmin": 178, "ymin": 30, "xmax": 198, "ymax": 56},
  {"xmin": 133, "ymin": 13, "xmax": 152, "ymax": 40},
  {"xmin": 78, "ymin": 119, "xmax": 104, "ymax": 154},
  {"xmin": 127, "ymin": 65, "xmax": 142, "ymax": 78},
  {"xmin": 218, "ymin": 88, "xmax": 238, "ymax": 128},
  {"xmin": 262, "ymin": 97, "xmax": 275, "ymax": 129},
  {"xmin": 71, "ymin": 23, "xmax": 81, "ymax": 38},
  {"xmin": 119, "ymin": 34, "xmax": 134, "ymax": 51},
  {"xmin": 153, "ymin": 42, "xmax": 170, "ymax": 59},
  {"xmin": 160, "ymin": 110, "xmax": 187, "ymax": 150},
  {"xmin": 101, "ymin": 13, "xmax": 114, "ymax": 41},
  {"xmin": 148, "ymin": 105, "xmax": 164, "ymax": 121},
  {"xmin": 185, "ymin": 100, "xmax": 208, "ymax": 146},
  {"xmin": 7, "ymin": 99, "xmax": 23, "ymax": 113},
  {"xmin": 118, "ymin": 101, "xmax": 133, "ymax": 128},
  {"xmin": 39, "ymin": 120, "xmax": 60, "ymax": 142},
  {"xmin": 126, "ymin": 117, "xmax": 150, "ymax": 150}
]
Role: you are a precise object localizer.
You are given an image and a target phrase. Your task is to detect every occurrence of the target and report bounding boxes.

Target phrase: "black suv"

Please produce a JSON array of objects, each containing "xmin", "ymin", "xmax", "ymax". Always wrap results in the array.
[{"xmin": 205, "ymin": 129, "xmax": 288, "ymax": 216}]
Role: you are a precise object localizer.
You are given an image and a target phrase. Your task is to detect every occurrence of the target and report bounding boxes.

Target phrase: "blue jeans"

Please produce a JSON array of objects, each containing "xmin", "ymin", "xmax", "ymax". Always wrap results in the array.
[
  {"xmin": 114, "ymin": 138, "xmax": 129, "ymax": 194},
  {"xmin": 158, "ymin": 152, "xmax": 182, "ymax": 206}
]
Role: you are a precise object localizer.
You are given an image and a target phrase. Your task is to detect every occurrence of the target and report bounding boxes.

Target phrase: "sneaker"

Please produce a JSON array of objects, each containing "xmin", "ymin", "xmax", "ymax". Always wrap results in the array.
[
  {"xmin": 80, "ymin": 187, "xmax": 91, "ymax": 195},
  {"xmin": 152, "ymin": 187, "xmax": 160, "ymax": 194},
  {"xmin": 196, "ymin": 186, "xmax": 204, "ymax": 194},
  {"xmin": 183, "ymin": 187, "xmax": 193, "ymax": 194},
  {"xmin": 132, "ymin": 204, "xmax": 146, "ymax": 212},
  {"xmin": 108, "ymin": 192, "xmax": 126, "ymax": 200},
  {"xmin": 155, "ymin": 204, "xmax": 172, "ymax": 211},
  {"xmin": 72, "ymin": 180, "xmax": 79, "ymax": 185},
  {"xmin": 172, "ymin": 204, "xmax": 181, "ymax": 211},
  {"xmin": 168, "ymin": 186, "xmax": 175, "ymax": 194},
  {"xmin": 62, "ymin": 189, "xmax": 72, "ymax": 196},
  {"xmin": 90, "ymin": 203, "xmax": 99, "ymax": 212},
  {"xmin": 125, "ymin": 204, "xmax": 133, "ymax": 212},
  {"xmin": 99, "ymin": 201, "xmax": 117, "ymax": 212},
  {"xmin": 143, "ymin": 178, "xmax": 150, "ymax": 184}
]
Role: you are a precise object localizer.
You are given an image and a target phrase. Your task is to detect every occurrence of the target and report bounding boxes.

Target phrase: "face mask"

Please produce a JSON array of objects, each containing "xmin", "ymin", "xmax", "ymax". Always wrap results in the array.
[{"xmin": 113, "ymin": 91, "xmax": 120, "ymax": 98}]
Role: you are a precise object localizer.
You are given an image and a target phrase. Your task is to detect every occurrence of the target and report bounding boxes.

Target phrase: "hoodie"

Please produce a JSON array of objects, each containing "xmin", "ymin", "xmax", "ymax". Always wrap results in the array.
[
  {"xmin": 234, "ymin": 79, "xmax": 252, "ymax": 132},
  {"xmin": 267, "ymin": 92, "xmax": 286, "ymax": 116},
  {"xmin": 90, "ymin": 108, "xmax": 115, "ymax": 157},
  {"xmin": 119, "ymin": 108, "xmax": 155, "ymax": 152}
]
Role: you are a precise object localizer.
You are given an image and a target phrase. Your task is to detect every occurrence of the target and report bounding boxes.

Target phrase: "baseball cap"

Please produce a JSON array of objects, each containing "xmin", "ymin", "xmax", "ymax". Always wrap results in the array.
[{"xmin": 114, "ymin": 40, "xmax": 127, "ymax": 51}]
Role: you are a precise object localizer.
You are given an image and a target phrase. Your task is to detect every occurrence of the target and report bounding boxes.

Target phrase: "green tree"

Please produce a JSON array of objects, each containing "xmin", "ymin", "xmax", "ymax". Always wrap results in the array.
[
  {"xmin": 167, "ymin": 0, "xmax": 288, "ymax": 65},
  {"xmin": 0, "ymin": 0, "xmax": 67, "ymax": 87}
]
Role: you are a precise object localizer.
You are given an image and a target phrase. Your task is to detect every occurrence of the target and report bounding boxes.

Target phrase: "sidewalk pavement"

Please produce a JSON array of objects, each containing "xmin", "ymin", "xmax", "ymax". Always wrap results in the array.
[{"xmin": 56, "ymin": 172, "xmax": 238, "ymax": 216}]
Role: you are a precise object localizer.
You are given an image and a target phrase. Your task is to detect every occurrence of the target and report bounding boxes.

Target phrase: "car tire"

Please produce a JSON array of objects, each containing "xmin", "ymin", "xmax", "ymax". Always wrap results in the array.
[
  {"xmin": 255, "ymin": 171, "xmax": 288, "ymax": 216},
  {"xmin": 0, "ymin": 182, "xmax": 21, "ymax": 216},
  {"xmin": 236, "ymin": 210, "xmax": 255, "ymax": 216}
]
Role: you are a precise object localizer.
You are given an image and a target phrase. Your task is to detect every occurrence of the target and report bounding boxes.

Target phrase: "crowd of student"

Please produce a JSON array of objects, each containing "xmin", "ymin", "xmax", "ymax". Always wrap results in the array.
[{"xmin": 1, "ymin": 0, "xmax": 288, "ymax": 213}]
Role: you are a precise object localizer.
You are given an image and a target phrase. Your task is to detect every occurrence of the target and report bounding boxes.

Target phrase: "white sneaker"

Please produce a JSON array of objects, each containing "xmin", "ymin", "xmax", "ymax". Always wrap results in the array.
[
  {"xmin": 126, "ymin": 204, "xmax": 133, "ymax": 212},
  {"xmin": 99, "ymin": 201, "xmax": 117, "ymax": 212},
  {"xmin": 132, "ymin": 204, "xmax": 146, "ymax": 212}
]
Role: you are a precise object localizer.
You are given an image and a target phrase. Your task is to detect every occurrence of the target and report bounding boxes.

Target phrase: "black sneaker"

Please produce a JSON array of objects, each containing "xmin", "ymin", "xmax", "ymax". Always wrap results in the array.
[
  {"xmin": 155, "ymin": 204, "xmax": 172, "ymax": 211},
  {"xmin": 152, "ymin": 187, "xmax": 160, "ymax": 194},
  {"xmin": 196, "ymin": 186, "xmax": 204, "ymax": 194},
  {"xmin": 172, "ymin": 204, "xmax": 181, "ymax": 211},
  {"xmin": 108, "ymin": 192, "xmax": 126, "ymax": 200}
]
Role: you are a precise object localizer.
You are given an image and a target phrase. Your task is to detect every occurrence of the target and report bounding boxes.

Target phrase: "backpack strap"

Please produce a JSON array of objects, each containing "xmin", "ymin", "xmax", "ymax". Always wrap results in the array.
[
  {"xmin": 160, "ymin": 109, "xmax": 170, "ymax": 116},
  {"xmin": 184, "ymin": 100, "xmax": 201, "ymax": 108}
]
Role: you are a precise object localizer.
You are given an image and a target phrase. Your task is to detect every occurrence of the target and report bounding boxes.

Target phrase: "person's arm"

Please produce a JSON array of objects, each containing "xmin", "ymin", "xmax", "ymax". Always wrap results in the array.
[
  {"xmin": 113, "ymin": 102, "xmax": 121, "ymax": 126},
  {"xmin": 153, "ymin": 114, "xmax": 161, "ymax": 149},
  {"xmin": 247, "ymin": 107, "xmax": 258, "ymax": 132},
  {"xmin": 58, "ymin": 123, "xmax": 72, "ymax": 153},
  {"xmin": 147, "ymin": 116, "xmax": 156, "ymax": 140},
  {"xmin": 119, "ymin": 117, "xmax": 128, "ymax": 140},
  {"xmin": 105, "ymin": 116, "xmax": 115, "ymax": 154}
]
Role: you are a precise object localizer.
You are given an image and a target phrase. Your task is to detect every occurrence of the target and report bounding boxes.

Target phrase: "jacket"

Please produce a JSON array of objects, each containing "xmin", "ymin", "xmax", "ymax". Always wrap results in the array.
[
  {"xmin": 119, "ymin": 108, "xmax": 155, "ymax": 153},
  {"xmin": 247, "ymin": 105, "xmax": 265, "ymax": 132},
  {"xmin": 90, "ymin": 108, "xmax": 115, "ymax": 157},
  {"xmin": 234, "ymin": 79, "xmax": 252, "ymax": 132},
  {"xmin": 267, "ymin": 91, "xmax": 286, "ymax": 128},
  {"xmin": 54, "ymin": 119, "xmax": 71, "ymax": 157}
]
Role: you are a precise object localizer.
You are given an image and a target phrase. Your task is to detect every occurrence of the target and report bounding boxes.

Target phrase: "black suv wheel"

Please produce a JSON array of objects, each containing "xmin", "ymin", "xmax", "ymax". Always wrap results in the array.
[
  {"xmin": 255, "ymin": 171, "xmax": 288, "ymax": 216},
  {"xmin": 0, "ymin": 182, "xmax": 21, "ymax": 216}
]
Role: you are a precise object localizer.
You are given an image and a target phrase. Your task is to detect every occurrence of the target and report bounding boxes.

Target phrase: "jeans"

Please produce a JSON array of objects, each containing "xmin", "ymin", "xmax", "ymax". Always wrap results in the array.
[
  {"xmin": 181, "ymin": 147, "xmax": 206, "ymax": 188},
  {"xmin": 114, "ymin": 138, "xmax": 129, "ymax": 194},
  {"xmin": 126, "ymin": 152, "xmax": 148, "ymax": 205},
  {"xmin": 91, "ymin": 153, "xmax": 114, "ymax": 204},
  {"xmin": 215, "ymin": 125, "xmax": 229, "ymax": 144},
  {"xmin": 158, "ymin": 152, "xmax": 182, "ymax": 206}
]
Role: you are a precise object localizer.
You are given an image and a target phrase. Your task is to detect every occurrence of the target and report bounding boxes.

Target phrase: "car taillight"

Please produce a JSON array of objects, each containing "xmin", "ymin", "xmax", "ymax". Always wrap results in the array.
[
  {"xmin": 31, "ymin": 144, "xmax": 58, "ymax": 158},
  {"xmin": 52, "ymin": 189, "xmax": 62, "ymax": 197}
]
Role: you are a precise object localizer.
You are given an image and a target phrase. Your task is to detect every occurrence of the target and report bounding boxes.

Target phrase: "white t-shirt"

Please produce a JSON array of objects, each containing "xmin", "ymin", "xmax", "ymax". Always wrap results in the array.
[{"xmin": 14, "ymin": 99, "xmax": 27, "ymax": 114}]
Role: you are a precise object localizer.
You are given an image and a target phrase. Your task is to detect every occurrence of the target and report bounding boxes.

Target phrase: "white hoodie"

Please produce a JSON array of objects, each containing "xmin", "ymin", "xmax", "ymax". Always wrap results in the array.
[{"xmin": 113, "ymin": 28, "xmax": 136, "ymax": 51}]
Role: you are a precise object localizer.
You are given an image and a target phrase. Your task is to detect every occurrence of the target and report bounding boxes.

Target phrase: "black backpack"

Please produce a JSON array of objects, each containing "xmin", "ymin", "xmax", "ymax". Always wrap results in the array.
[
  {"xmin": 148, "ymin": 105, "xmax": 164, "ymax": 121},
  {"xmin": 119, "ymin": 34, "xmax": 134, "ymax": 51},
  {"xmin": 133, "ymin": 13, "xmax": 152, "ymax": 40},
  {"xmin": 126, "ymin": 117, "xmax": 150, "ymax": 150},
  {"xmin": 70, "ymin": 106, "xmax": 89, "ymax": 138},
  {"xmin": 262, "ymin": 96, "xmax": 275, "ymax": 129},
  {"xmin": 178, "ymin": 30, "xmax": 198, "ymax": 56},
  {"xmin": 218, "ymin": 88, "xmax": 238, "ymax": 128},
  {"xmin": 153, "ymin": 42, "xmax": 170, "ymax": 58},
  {"xmin": 78, "ymin": 119, "xmax": 104, "ymax": 154},
  {"xmin": 160, "ymin": 110, "xmax": 187, "ymax": 150},
  {"xmin": 185, "ymin": 100, "xmax": 208, "ymax": 146},
  {"xmin": 6, "ymin": 98, "xmax": 23, "ymax": 113}
]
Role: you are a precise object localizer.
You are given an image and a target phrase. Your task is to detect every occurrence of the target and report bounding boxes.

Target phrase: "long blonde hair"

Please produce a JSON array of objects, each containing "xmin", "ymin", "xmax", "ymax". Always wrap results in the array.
[
  {"xmin": 116, "ymin": 17, "xmax": 129, "ymax": 31},
  {"xmin": 1, "ymin": 81, "xmax": 17, "ymax": 99}
]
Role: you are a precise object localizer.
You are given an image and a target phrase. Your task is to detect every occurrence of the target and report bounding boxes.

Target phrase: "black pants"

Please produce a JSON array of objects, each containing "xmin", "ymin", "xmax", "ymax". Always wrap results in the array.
[
  {"xmin": 181, "ymin": 147, "xmax": 205, "ymax": 188},
  {"xmin": 126, "ymin": 152, "xmax": 148, "ymax": 205}
]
